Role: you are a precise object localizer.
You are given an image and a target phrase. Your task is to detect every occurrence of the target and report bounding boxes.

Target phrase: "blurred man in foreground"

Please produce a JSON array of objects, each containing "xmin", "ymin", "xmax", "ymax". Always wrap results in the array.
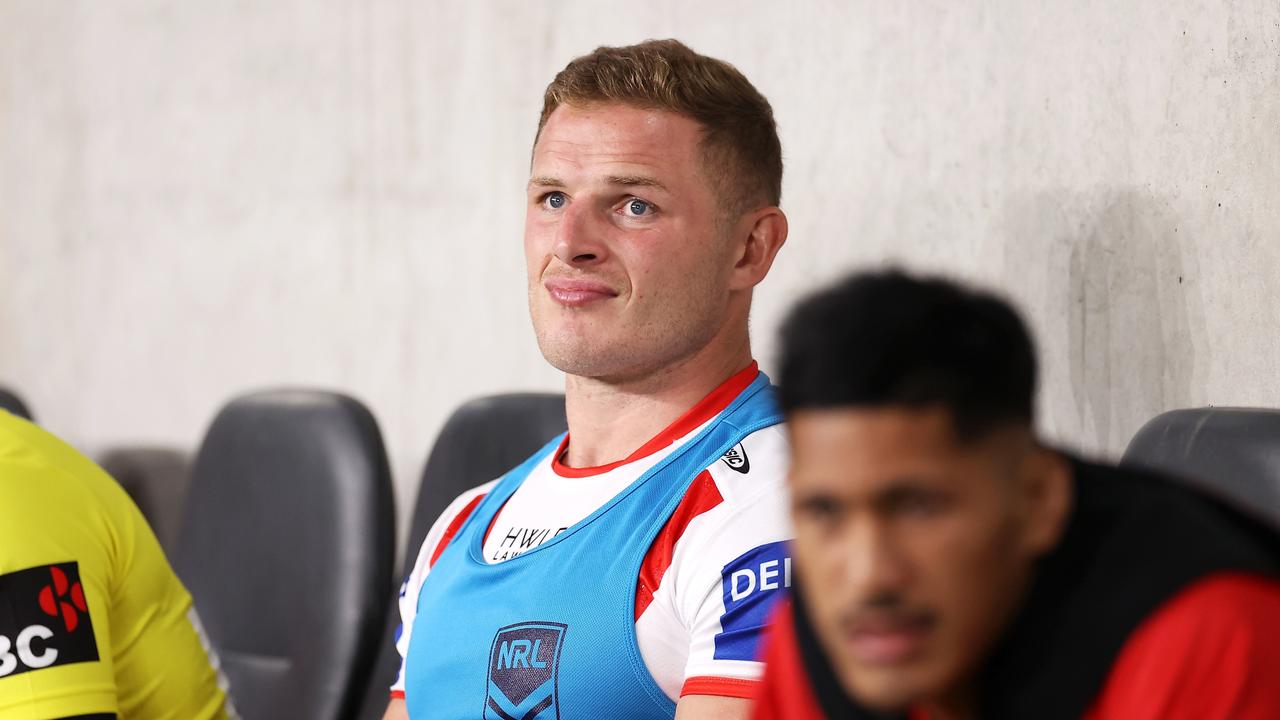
[
  {"xmin": 0, "ymin": 410, "xmax": 234, "ymax": 720},
  {"xmin": 754, "ymin": 271, "xmax": 1280, "ymax": 720},
  {"xmin": 386, "ymin": 39, "xmax": 791, "ymax": 719}
]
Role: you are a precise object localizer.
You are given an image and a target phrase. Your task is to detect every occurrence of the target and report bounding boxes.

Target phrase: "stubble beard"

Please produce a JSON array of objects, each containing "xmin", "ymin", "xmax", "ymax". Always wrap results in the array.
[{"xmin": 530, "ymin": 284, "xmax": 727, "ymax": 384}]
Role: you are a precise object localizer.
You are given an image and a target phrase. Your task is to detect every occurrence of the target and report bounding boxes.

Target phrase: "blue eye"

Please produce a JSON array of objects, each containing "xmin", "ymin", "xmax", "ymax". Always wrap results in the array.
[
  {"xmin": 544, "ymin": 192, "xmax": 567, "ymax": 209},
  {"xmin": 625, "ymin": 199, "xmax": 651, "ymax": 216}
]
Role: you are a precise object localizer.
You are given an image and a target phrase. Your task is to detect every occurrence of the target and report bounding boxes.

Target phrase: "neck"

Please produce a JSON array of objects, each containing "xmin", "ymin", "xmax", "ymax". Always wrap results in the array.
[
  {"xmin": 919, "ymin": 691, "xmax": 979, "ymax": 720},
  {"xmin": 561, "ymin": 329, "xmax": 752, "ymax": 469}
]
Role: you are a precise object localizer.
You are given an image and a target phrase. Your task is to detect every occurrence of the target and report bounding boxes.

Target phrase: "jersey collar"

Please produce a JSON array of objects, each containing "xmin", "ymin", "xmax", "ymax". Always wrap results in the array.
[{"xmin": 551, "ymin": 361, "xmax": 760, "ymax": 479}]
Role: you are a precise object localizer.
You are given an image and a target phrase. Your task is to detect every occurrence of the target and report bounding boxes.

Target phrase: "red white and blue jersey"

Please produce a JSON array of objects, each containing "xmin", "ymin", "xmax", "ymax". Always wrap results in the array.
[{"xmin": 393, "ymin": 364, "xmax": 792, "ymax": 703}]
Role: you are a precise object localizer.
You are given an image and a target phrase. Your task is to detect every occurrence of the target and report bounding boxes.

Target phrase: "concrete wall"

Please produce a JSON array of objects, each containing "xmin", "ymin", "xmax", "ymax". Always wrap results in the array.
[{"xmin": 2, "ymin": 0, "xmax": 1277, "ymax": 548}]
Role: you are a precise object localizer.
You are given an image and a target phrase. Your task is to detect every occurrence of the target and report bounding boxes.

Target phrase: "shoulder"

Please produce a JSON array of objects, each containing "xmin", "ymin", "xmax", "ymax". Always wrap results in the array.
[
  {"xmin": 436, "ymin": 481, "xmax": 498, "ymax": 529},
  {"xmin": 658, "ymin": 424, "xmax": 791, "ymax": 571},
  {"xmin": 1127, "ymin": 572, "xmax": 1280, "ymax": 667},
  {"xmin": 1090, "ymin": 572, "xmax": 1280, "ymax": 719},
  {"xmin": 1, "ymin": 413, "xmax": 111, "ymax": 498},
  {"xmin": 697, "ymin": 423, "xmax": 791, "ymax": 550},
  {"xmin": 1143, "ymin": 571, "xmax": 1280, "ymax": 630},
  {"xmin": 664, "ymin": 421, "xmax": 792, "ymax": 561},
  {"xmin": 660, "ymin": 423, "xmax": 793, "ymax": 616},
  {"xmin": 0, "ymin": 414, "xmax": 137, "ymax": 562},
  {"xmin": 703, "ymin": 422, "xmax": 789, "ymax": 505}
]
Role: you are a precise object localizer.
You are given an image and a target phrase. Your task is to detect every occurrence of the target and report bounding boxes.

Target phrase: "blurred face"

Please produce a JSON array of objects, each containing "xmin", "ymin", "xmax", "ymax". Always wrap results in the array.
[
  {"xmin": 525, "ymin": 103, "xmax": 740, "ymax": 380},
  {"xmin": 787, "ymin": 406, "xmax": 1069, "ymax": 713}
]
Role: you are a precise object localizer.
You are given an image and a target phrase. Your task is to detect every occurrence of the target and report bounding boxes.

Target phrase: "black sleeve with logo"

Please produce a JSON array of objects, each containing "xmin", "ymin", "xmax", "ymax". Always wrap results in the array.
[{"xmin": 0, "ymin": 561, "xmax": 102, "ymax": 680}]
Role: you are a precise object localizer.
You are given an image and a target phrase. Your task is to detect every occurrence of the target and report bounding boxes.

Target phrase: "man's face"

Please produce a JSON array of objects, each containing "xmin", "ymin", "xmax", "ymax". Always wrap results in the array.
[
  {"xmin": 788, "ymin": 407, "xmax": 1058, "ymax": 712},
  {"xmin": 524, "ymin": 103, "xmax": 738, "ymax": 381}
]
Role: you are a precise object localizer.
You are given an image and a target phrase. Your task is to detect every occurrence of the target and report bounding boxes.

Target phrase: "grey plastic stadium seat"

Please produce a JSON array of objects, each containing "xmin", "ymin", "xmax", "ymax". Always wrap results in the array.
[
  {"xmin": 0, "ymin": 386, "xmax": 34, "ymax": 421},
  {"xmin": 1122, "ymin": 407, "xmax": 1280, "ymax": 529},
  {"xmin": 356, "ymin": 393, "xmax": 567, "ymax": 720},
  {"xmin": 100, "ymin": 447, "xmax": 191, "ymax": 557},
  {"xmin": 177, "ymin": 390, "xmax": 395, "ymax": 720}
]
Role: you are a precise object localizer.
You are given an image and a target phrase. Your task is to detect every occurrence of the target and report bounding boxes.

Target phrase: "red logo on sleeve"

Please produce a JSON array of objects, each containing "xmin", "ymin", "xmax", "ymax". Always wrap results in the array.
[{"xmin": 38, "ymin": 565, "xmax": 90, "ymax": 633}]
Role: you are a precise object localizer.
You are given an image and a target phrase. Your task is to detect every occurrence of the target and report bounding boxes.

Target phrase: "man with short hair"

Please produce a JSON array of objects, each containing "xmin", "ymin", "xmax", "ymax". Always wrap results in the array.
[
  {"xmin": 754, "ymin": 271, "xmax": 1280, "ymax": 719},
  {"xmin": 385, "ymin": 40, "xmax": 790, "ymax": 719}
]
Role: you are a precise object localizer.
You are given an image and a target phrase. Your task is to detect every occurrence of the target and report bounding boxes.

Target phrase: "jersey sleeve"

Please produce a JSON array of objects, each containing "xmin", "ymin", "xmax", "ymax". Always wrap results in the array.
[
  {"xmin": 1085, "ymin": 572, "xmax": 1280, "ymax": 720},
  {"xmin": 0, "ymin": 413, "xmax": 232, "ymax": 720},
  {"xmin": 1, "ymin": 453, "xmax": 120, "ymax": 717},
  {"xmin": 105, "ymin": 485, "xmax": 234, "ymax": 720},
  {"xmin": 664, "ymin": 425, "xmax": 794, "ymax": 700},
  {"xmin": 390, "ymin": 481, "xmax": 494, "ymax": 697}
]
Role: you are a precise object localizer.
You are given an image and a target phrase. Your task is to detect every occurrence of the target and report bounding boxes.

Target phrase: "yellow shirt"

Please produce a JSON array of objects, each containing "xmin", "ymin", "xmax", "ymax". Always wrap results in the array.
[{"xmin": 0, "ymin": 411, "xmax": 232, "ymax": 720}]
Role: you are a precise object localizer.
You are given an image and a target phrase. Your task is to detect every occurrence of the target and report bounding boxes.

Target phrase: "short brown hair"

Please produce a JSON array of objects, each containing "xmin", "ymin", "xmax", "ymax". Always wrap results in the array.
[{"xmin": 536, "ymin": 39, "xmax": 782, "ymax": 216}]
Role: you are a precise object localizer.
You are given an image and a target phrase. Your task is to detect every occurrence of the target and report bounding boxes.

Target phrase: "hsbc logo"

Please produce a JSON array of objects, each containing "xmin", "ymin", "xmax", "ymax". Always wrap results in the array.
[
  {"xmin": 0, "ymin": 625, "xmax": 58, "ymax": 676},
  {"xmin": 0, "ymin": 562, "xmax": 100, "ymax": 679}
]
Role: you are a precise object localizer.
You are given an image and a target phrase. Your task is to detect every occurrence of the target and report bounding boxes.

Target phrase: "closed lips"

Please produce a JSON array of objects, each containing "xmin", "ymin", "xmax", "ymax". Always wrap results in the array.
[
  {"xmin": 544, "ymin": 278, "xmax": 619, "ymax": 305},
  {"xmin": 845, "ymin": 612, "xmax": 935, "ymax": 664}
]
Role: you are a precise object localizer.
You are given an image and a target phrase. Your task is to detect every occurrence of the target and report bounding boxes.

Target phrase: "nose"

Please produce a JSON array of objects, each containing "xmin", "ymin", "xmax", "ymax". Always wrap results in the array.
[
  {"xmin": 842, "ymin": 519, "xmax": 911, "ymax": 598},
  {"xmin": 552, "ymin": 203, "xmax": 608, "ymax": 268}
]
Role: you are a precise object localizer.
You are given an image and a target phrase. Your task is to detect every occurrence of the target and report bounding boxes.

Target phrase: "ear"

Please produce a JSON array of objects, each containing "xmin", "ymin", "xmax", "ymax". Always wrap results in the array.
[
  {"xmin": 728, "ymin": 207, "xmax": 788, "ymax": 291},
  {"xmin": 1019, "ymin": 447, "xmax": 1073, "ymax": 557}
]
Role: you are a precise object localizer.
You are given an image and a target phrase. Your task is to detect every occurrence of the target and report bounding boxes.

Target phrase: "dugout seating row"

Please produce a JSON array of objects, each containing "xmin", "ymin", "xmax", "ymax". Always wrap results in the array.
[
  {"xmin": 0, "ymin": 383, "xmax": 566, "ymax": 720},
  {"xmin": 2, "ymin": 382, "xmax": 1279, "ymax": 720}
]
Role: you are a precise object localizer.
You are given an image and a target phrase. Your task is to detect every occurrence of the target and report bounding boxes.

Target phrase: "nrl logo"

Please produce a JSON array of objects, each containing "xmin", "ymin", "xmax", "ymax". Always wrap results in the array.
[{"xmin": 485, "ymin": 621, "xmax": 567, "ymax": 720}]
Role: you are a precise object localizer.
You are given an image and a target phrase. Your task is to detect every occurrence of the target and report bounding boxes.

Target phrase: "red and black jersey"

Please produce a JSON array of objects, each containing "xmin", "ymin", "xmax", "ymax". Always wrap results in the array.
[{"xmin": 753, "ymin": 456, "xmax": 1280, "ymax": 720}]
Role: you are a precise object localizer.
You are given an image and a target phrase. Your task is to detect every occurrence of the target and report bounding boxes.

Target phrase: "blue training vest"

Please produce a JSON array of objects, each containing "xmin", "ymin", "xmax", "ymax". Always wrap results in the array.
[{"xmin": 404, "ymin": 373, "xmax": 783, "ymax": 719}]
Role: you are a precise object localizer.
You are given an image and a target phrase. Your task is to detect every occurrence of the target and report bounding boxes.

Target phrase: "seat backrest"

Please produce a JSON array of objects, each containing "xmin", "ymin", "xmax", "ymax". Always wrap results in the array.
[
  {"xmin": 100, "ymin": 447, "xmax": 191, "ymax": 557},
  {"xmin": 177, "ymin": 390, "xmax": 395, "ymax": 720},
  {"xmin": 0, "ymin": 386, "xmax": 34, "ymax": 421},
  {"xmin": 1121, "ymin": 407, "xmax": 1280, "ymax": 529},
  {"xmin": 355, "ymin": 392, "xmax": 566, "ymax": 720}
]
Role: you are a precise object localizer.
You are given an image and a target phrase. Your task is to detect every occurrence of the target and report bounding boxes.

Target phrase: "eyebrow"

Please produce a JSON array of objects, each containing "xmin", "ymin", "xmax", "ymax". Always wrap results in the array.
[
  {"xmin": 793, "ymin": 492, "xmax": 842, "ymax": 509},
  {"xmin": 791, "ymin": 477, "xmax": 934, "ymax": 507},
  {"xmin": 527, "ymin": 176, "xmax": 563, "ymax": 189},
  {"xmin": 526, "ymin": 174, "xmax": 669, "ymax": 193},
  {"xmin": 605, "ymin": 174, "xmax": 668, "ymax": 192}
]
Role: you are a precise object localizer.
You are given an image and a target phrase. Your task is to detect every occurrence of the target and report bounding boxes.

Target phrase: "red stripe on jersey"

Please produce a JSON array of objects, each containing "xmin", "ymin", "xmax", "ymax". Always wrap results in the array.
[
  {"xmin": 681, "ymin": 675, "xmax": 760, "ymax": 699},
  {"xmin": 429, "ymin": 494, "xmax": 486, "ymax": 568},
  {"xmin": 389, "ymin": 690, "xmax": 405, "ymax": 700},
  {"xmin": 552, "ymin": 362, "xmax": 759, "ymax": 478},
  {"xmin": 635, "ymin": 470, "xmax": 724, "ymax": 620}
]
